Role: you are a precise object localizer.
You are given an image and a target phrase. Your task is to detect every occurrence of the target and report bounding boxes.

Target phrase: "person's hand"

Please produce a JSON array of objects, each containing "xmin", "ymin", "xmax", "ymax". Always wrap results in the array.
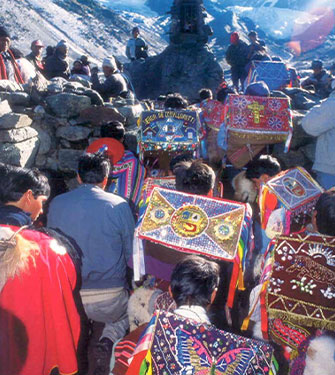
[{"xmin": 91, "ymin": 67, "xmax": 99, "ymax": 75}]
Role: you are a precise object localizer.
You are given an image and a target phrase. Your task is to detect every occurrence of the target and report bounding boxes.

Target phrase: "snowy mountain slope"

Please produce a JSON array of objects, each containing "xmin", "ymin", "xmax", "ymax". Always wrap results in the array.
[{"xmin": 0, "ymin": 0, "xmax": 167, "ymax": 64}]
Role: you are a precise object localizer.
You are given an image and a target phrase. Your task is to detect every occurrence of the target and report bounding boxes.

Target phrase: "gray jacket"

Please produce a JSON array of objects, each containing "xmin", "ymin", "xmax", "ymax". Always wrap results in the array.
[
  {"xmin": 47, "ymin": 184, "xmax": 135, "ymax": 289},
  {"xmin": 302, "ymin": 92, "xmax": 335, "ymax": 175}
]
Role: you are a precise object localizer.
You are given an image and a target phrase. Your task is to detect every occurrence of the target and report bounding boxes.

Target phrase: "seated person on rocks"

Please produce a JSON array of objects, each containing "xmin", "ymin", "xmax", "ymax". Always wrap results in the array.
[
  {"xmin": 25, "ymin": 39, "xmax": 45, "ymax": 75},
  {"xmin": 0, "ymin": 26, "xmax": 24, "ymax": 84},
  {"xmin": 70, "ymin": 59, "xmax": 90, "ymax": 80},
  {"xmin": 80, "ymin": 55, "xmax": 91, "ymax": 76},
  {"xmin": 45, "ymin": 39, "xmax": 70, "ymax": 80},
  {"xmin": 91, "ymin": 56, "xmax": 134, "ymax": 102},
  {"xmin": 301, "ymin": 59, "xmax": 332, "ymax": 99},
  {"xmin": 0, "ymin": 164, "xmax": 81, "ymax": 375},
  {"xmin": 47, "ymin": 152, "xmax": 135, "ymax": 375},
  {"xmin": 126, "ymin": 26, "xmax": 148, "ymax": 61},
  {"xmin": 302, "ymin": 79, "xmax": 335, "ymax": 190},
  {"xmin": 245, "ymin": 155, "xmax": 281, "ymax": 255},
  {"xmin": 247, "ymin": 30, "xmax": 269, "ymax": 62}
]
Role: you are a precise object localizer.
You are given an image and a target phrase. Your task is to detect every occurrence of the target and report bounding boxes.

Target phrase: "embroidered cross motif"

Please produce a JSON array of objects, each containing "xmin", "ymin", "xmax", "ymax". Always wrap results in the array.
[{"xmin": 247, "ymin": 101, "xmax": 264, "ymax": 124}]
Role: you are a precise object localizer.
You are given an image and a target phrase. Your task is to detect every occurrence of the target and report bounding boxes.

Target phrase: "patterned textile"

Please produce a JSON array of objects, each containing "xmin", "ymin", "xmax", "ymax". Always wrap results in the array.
[
  {"xmin": 154, "ymin": 291, "xmax": 176, "ymax": 312},
  {"xmin": 225, "ymin": 94, "xmax": 292, "ymax": 147},
  {"xmin": 200, "ymin": 99, "xmax": 226, "ymax": 131},
  {"xmin": 139, "ymin": 187, "xmax": 247, "ymax": 261},
  {"xmin": 266, "ymin": 232, "xmax": 335, "ymax": 331},
  {"xmin": 260, "ymin": 167, "xmax": 323, "ymax": 235},
  {"xmin": 245, "ymin": 61, "xmax": 289, "ymax": 91},
  {"xmin": 128, "ymin": 310, "xmax": 276, "ymax": 375},
  {"xmin": 138, "ymin": 177, "xmax": 176, "ymax": 218},
  {"xmin": 139, "ymin": 110, "xmax": 200, "ymax": 153},
  {"xmin": 108, "ymin": 150, "xmax": 146, "ymax": 205}
]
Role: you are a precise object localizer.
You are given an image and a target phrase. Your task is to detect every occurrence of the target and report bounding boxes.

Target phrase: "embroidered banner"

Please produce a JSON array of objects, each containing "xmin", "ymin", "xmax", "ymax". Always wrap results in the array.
[
  {"xmin": 267, "ymin": 232, "xmax": 335, "ymax": 330},
  {"xmin": 150, "ymin": 311, "xmax": 275, "ymax": 375},
  {"xmin": 139, "ymin": 187, "xmax": 247, "ymax": 261},
  {"xmin": 246, "ymin": 61, "xmax": 289, "ymax": 91},
  {"xmin": 225, "ymin": 94, "xmax": 292, "ymax": 146},
  {"xmin": 139, "ymin": 110, "xmax": 200, "ymax": 152},
  {"xmin": 265, "ymin": 167, "xmax": 323, "ymax": 212}
]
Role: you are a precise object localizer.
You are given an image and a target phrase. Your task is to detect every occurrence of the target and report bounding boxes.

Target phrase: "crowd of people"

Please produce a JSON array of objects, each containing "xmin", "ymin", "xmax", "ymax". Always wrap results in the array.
[{"xmin": 0, "ymin": 22, "xmax": 335, "ymax": 375}]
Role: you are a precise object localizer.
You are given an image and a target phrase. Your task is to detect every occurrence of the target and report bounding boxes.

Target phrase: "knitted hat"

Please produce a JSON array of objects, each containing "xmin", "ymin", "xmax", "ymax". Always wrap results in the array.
[
  {"xmin": 56, "ymin": 40, "xmax": 69, "ymax": 48},
  {"xmin": 245, "ymin": 81, "xmax": 270, "ymax": 97},
  {"xmin": 230, "ymin": 32, "xmax": 239, "ymax": 45},
  {"xmin": 311, "ymin": 60, "xmax": 323, "ymax": 69},
  {"xmin": 102, "ymin": 56, "xmax": 117, "ymax": 70},
  {"xmin": 0, "ymin": 26, "xmax": 10, "ymax": 39}
]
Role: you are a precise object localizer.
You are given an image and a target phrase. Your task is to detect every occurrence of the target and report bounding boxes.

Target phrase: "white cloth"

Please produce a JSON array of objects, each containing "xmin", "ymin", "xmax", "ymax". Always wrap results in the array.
[
  {"xmin": 302, "ymin": 93, "xmax": 335, "ymax": 175},
  {"xmin": 174, "ymin": 305, "xmax": 211, "ymax": 324}
]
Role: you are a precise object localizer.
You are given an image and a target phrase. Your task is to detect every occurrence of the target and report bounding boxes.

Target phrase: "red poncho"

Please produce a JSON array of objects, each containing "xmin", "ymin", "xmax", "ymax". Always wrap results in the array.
[{"xmin": 0, "ymin": 226, "xmax": 80, "ymax": 375}]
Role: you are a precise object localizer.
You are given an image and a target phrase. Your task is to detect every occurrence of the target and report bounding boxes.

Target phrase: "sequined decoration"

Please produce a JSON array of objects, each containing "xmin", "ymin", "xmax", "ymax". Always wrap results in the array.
[{"xmin": 139, "ymin": 188, "xmax": 246, "ymax": 260}]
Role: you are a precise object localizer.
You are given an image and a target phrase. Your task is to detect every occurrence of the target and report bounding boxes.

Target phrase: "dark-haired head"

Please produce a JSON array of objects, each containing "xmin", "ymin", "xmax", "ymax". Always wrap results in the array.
[
  {"xmin": 174, "ymin": 160, "xmax": 215, "ymax": 196},
  {"xmin": 171, "ymin": 256, "xmax": 220, "ymax": 308},
  {"xmin": 78, "ymin": 153, "xmax": 110, "ymax": 185},
  {"xmin": 0, "ymin": 165, "xmax": 50, "ymax": 204},
  {"xmin": 217, "ymin": 87, "xmax": 236, "ymax": 103},
  {"xmin": 0, "ymin": 165, "xmax": 50, "ymax": 221},
  {"xmin": 199, "ymin": 88, "xmax": 213, "ymax": 101},
  {"xmin": 169, "ymin": 153, "xmax": 193, "ymax": 173},
  {"xmin": 314, "ymin": 190, "xmax": 335, "ymax": 236},
  {"xmin": 245, "ymin": 155, "xmax": 281, "ymax": 189},
  {"xmin": 164, "ymin": 93, "xmax": 188, "ymax": 110},
  {"xmin": 100, "ymin": 121, "xmax": 125, "ymax": 141}
]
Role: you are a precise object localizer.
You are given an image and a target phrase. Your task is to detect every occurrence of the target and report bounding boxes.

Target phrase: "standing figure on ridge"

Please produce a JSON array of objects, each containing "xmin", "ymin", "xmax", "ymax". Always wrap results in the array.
[
  {"xmin": 126, "ymin": 27, "xmax": 148, "ymax": 61},
  {"xmin": 226, "ymin": 32, "xmax": 249, "ymax": 91}
]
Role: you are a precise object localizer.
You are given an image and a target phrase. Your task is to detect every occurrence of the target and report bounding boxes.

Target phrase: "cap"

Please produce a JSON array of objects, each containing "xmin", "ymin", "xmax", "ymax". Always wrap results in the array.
[
  {"xmin": 56, "ymin": 39, "xmax": 69, "ymax": 48},
  {"xmin": 132, "ymin": 26, "xmax": 140, "ymax": 34},
  {"xmin": 311, "ymin": 60, "xmax": 323, "ymax": 69},
  {"xmin": 102, "ymin": 56, "xmax": 117, "ymax": 70},
  {"xmin": 32, "ymin": 40, "xmax": 44, "ymax": 47},
  {"xmin": 0, "ymin": 26, "xmax": 10, "ymax": 39}
]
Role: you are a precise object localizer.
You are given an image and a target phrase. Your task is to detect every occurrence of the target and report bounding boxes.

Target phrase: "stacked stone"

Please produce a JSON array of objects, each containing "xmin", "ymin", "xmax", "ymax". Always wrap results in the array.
[{"xmin": 0, "ymin": 100, "xmax": 39, "ymax": 167}]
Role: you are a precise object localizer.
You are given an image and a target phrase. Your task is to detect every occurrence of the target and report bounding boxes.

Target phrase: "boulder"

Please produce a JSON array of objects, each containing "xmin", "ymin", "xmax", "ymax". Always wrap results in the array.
[
  {"xmin": 0, "ymin": 113, "xmax": 32, "ymax": 129},
  {"xmin": 108, "ymin": 101, "xmax": 143, "ymax": 127},
  {"xmin": 125, "ymin": 44, "xmax": 223, "ymax": 101},
  {"xmin": 58, "ymin": 149, "xmax": 84, "ymax": 172},
  {"xmin": 78, "ymin": 105, "xmax": 125, "ymax": 126},
  {"xmin": 0, "ymin": 137, "xmax": 39, "ymax": 167},
  {"xmin": 46, "ymin": 93, "xmax": 91, "ymax": 118},
  {"xmin": 33, "ymin": 126, "xmax": 52, "ymax": 155},
  {"xmin": 0, "ymin": 92, "xmax": 30, "ymax": 107},
  {"xmin": 56, "ymin": 125, "xmax": 92, "ymax": 141},
  {"xmin": 0, "ymin": 127, "xmax": 38, "ymax": 143},
  {"xmin": 0, "ymin": 100, "xmax": 12, "ymax": 116}
]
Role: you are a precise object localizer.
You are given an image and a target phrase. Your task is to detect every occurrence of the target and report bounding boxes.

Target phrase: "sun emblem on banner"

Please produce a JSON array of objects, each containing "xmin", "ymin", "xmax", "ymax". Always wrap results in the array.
[{"xmin": 171, "ymin": 205, "xmax": 209, "ymax": 238}]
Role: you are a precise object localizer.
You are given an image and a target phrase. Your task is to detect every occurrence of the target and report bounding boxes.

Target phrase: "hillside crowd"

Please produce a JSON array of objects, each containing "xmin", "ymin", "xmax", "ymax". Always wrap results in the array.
[{"xmin": 1, "ymin": 22, "xmax": 335, "ymax": 375}]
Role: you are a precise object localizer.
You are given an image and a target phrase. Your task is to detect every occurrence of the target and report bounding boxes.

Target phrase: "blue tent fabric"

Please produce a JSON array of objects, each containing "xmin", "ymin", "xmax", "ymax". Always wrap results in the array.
[{"xmin": 246, "ymin": 61, "xmax": 289, "ymax": 91}]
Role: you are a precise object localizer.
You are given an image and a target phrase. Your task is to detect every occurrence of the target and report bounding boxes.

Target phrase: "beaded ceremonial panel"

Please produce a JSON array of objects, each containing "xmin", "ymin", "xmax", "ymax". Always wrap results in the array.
[
  {"xmin": 139, "ymin": 187, "xmax": 246, "ymax": 261},
  {"xmin": 246, "ymin": 61, "xmax": 289, "ymax": 91},
  {"xmin": 151, "ymin": 311, "xmax": 275, "ymax": 375},
  {"xmin": 225, "ymin": 94, "xmax": 291, "ymax": 145},
  {"xmin": 266, "ymin": 167, "xmax": 323, "ymax": 212},
  {"xmin": 267, "ymin": 233, "xmax": 335, "ymax": 330},
  {"xmin": 139, "ymin": 110, "xmax": 200, "ymax": 152}
]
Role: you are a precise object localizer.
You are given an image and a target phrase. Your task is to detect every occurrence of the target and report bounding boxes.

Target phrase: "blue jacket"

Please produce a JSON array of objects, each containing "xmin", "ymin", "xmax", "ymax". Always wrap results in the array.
[{"xmin": 47, "ymin": 184, "xmax": 135, "ymax": 289}]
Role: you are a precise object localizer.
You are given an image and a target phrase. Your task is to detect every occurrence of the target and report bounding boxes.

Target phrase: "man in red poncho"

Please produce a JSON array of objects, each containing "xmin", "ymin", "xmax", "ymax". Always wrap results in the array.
[
  {"xmin": 0, "ymin": 164, "xmax": 81, "ymax": 375},
  {"xmin": 0, "ymin": 26, "xmax": 24, "ymax": 84}
]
